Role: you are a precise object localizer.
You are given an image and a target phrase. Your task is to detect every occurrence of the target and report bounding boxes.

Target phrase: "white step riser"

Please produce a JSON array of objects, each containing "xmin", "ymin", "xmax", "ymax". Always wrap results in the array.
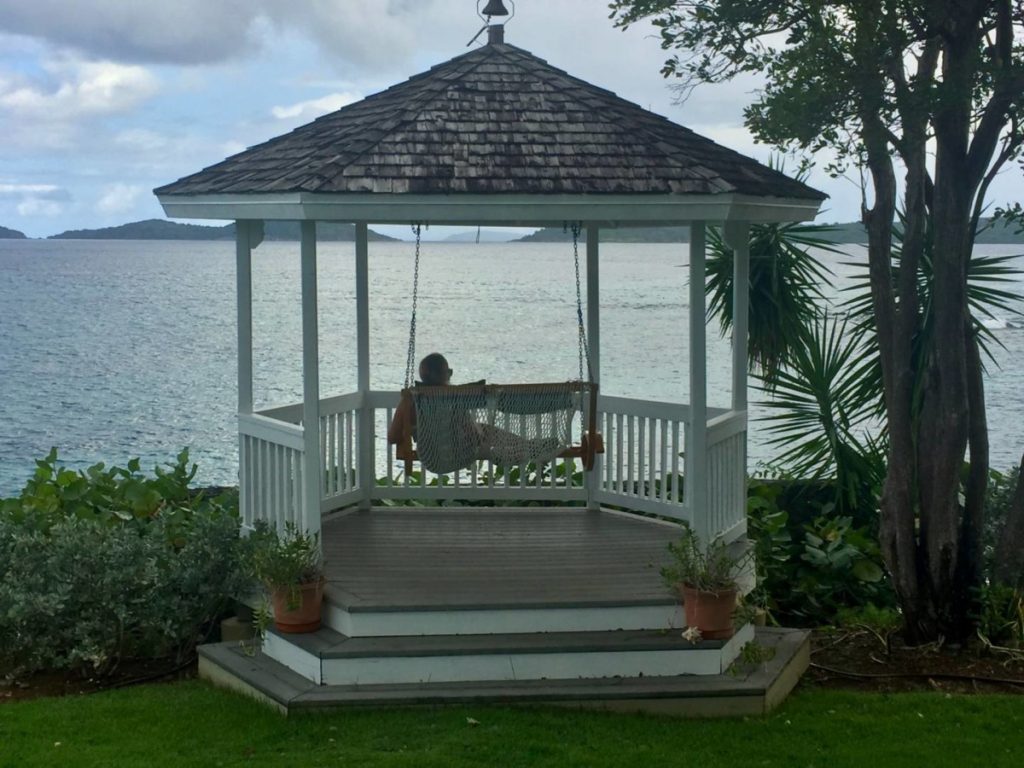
[
  {"xmin": 263, "ymin": 624, "xmax": 755, "ymax": 687},
  {"xmin": 323, "ymin": 602, "xmax": 685, "ymax": 638}
]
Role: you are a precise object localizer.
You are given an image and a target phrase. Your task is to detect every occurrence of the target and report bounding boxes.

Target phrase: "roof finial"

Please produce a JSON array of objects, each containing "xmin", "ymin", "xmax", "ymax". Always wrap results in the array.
[{"xmin": 467, "ymin": 0, "xmax": 513, "ymax": 47}]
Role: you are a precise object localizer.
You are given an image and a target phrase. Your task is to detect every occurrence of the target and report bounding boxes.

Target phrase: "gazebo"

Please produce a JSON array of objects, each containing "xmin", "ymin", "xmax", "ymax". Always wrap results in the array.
[{"xmin": 157, "ymin": 16, "xmax": 823, "ymax": 714}]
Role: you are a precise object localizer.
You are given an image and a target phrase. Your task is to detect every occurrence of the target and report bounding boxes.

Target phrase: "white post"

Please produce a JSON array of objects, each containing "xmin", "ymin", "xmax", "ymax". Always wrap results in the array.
[
  {"xmin": 300, "ymin": 221, "xmax": 322, "ymax": 537},
  {"xmin": 236, "ymin": 221, "xmax": 255, "ymax": 415},
  {"xmin": 585, "ymin": 224, "xmax": 601, "ymax": 511},
  {"xmin": 235, "ymin": 221, "xmax": 254, "ymax": 529},
  {"xmin": 688, "ymin": 222, "xmax": 709, "ymax": 544},
  {"xmin": 723, "ymin": 221, "xmax": 751, "ymax": 412},
  {"xmin": 355, "ymin": 223, "xmax": 373, "ymax": 509}
]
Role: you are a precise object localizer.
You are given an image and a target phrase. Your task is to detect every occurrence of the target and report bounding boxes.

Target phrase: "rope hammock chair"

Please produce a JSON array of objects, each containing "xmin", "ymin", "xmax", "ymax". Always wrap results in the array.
[{"xmin": 389, "ymin": 223, "xmax": 604, "ymax": 476}]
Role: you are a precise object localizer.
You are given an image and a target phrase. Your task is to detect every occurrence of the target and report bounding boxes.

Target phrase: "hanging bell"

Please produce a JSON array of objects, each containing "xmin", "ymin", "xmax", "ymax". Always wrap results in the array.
[{"xmin": 481, "ymin": 0, "xmax": 510, "ymax": 17}]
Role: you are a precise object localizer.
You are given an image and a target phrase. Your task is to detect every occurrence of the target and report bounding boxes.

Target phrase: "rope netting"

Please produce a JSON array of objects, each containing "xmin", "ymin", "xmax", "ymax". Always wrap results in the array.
[{"xmin": 410, "ymin": 384, "xmax": 580, "ymax": 474}]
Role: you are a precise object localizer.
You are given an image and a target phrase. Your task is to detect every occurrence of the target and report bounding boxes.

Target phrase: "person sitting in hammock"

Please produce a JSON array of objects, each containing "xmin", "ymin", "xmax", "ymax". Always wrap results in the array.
[{"xmin": 388, "ymin": 352, "xmax": 561, "ymax": 468}]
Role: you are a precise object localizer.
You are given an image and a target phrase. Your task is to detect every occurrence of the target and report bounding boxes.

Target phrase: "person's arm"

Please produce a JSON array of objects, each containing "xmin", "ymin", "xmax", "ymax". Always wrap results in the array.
[{"xmin": 388, "ymin": 392, "xmax": 414, "ymax": 445}]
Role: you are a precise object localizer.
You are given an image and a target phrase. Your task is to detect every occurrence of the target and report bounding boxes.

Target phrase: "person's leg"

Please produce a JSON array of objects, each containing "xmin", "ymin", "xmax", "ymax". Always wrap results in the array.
[{"xmin": 476, "ymin": 423, "xmax": 561, "ymax": 465}]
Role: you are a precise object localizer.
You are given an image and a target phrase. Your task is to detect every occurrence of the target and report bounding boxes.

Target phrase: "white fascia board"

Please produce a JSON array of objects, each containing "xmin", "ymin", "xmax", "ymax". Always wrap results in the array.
[{"xmin": 157, "ymin": 192, "xmax": 822, "ymax": 226}]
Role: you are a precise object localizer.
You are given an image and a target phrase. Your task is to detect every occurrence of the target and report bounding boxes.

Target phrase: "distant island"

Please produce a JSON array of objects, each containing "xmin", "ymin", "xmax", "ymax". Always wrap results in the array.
[
  {"xmin": 0, "ymin": 224, "xmax": 27, "ymax": 239},
  {"xmin": 517, "ymin": 217, "xmax": 1024, "ymax": 244},
  {"xmin": 48, "ymin": 219, "xmax": 397, "ymax": 242},
  {"xmin": 518, "ymin": 226, "xmax": 689, "ymax": 243},
  {"xmin": 442, "ymin": 229, "xmax": 520, "ymax": 243}
]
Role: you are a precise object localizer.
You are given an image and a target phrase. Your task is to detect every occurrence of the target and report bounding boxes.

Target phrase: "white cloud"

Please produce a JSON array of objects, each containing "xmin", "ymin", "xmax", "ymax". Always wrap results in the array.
[
  {"xmin": 0, "ymin": 1, "xmax": 446, "ymax": 68},
  {"xmin": 0, "ymin": 182, "xmax": 71, "ymax": 217},
  {"xmin": 0, "ymin": 2, "xmax": 258, "ymax": 65},
  {"xmin": 95, "ymin": 183, "xmax": 143, "ymax": 214},
  {"xmin": 271, "ymin": 91, "xmax": 362, "ymax": 120},
  {"xmin": 0, "ymin": 57, "xmax": 158, "ymax": 119}
]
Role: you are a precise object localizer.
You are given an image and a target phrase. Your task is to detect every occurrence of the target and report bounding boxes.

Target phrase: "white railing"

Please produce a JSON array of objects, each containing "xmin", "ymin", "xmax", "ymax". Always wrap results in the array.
[
  {"xmin": 238, "ymin": 413, "xmax": 307, "ymax": 532},
  {"xmin": 706, "ymin": 410, "xmax": 748, "ymax": 542},
  {"xmin": 240, "ymin": 392, "xmax": 748, "ymax": 541},
  {"xmin": 319, "ymin": 392, "xmax": 362, "ymax": 511},
  {"xmin": 594, "ymin": 396, "xmax": 690, "ymax": 520}
]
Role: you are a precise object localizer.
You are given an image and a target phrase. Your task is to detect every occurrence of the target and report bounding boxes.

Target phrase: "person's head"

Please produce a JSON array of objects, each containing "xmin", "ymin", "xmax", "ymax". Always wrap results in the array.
[{"xmin": 418, "ymin": 353, "xmax": 452, "ymax": 386}]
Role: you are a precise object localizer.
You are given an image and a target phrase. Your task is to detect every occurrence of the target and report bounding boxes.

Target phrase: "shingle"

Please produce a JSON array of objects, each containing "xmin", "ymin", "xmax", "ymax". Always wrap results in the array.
[{"xmin": 155, "ymin": 42, "xmax": 825, "ymax": 201}]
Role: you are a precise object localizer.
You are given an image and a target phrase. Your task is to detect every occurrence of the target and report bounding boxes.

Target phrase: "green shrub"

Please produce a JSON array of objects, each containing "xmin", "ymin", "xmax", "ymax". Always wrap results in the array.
[
  {"xmin": 0, "ymin": 450, "xmax": 249, "ymax": 678},
  {"xmin": 975, "ymin": 582, "xmax": 1024, "ymax": 651},
  {"xmin": 747, "ymin": 479, "xmax": 893, "ymax": 626}
]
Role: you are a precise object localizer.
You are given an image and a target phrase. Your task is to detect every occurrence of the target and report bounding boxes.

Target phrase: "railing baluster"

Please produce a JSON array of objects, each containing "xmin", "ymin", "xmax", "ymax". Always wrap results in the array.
[
  {"xmin": 277, "ymin": 444, "xmax": 286, "ymax": 527},
  {"xmin": 612, "ymin": 412, "xmax": 622, "ymax": 494},
  {"xmin": 648, "ymin": 418, "xmax": 656, "ymax": 502},
  {"xmin": 321, "ymin": 415, "xmax": 330, "ymax": 496},
  {"xmin": 671, "ymin": 420, "xmax": 680, "ymax": 503},
  {"xmin": 345, "ymin": 410, "xmax": 354, "ymax": 493},
  {"xmin": 663, "ymin": 421, "xmax": 671, "ymax": 505},
  {"xmin": 622, "ymin": 417, "xmax": 630, "ymax": 495},
  {"xmin": 535, "ymin": 412, "xmax": 543, "ymax": 489},
  {"xmin": 603, "ymin": 410, "xmax": 612, "ymax": 493},
  {"xmin": 637, "ymin": 418, "xmax": 646, "ymax": 499},
  {"xmin": 385, "ymin": 406, "xmax": 394, "ymax": 487}
]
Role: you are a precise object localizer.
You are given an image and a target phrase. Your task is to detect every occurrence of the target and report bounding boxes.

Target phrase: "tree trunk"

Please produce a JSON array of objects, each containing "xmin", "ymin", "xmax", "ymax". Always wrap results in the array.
[
  {"xmin": 994, "ymin": 454, "xmax": 1024, "ymax": 589},
  {"xmin": 954, "ymin": 330, "xmax": 989, "ymax": 628},
  {"xmin": 899, "ymin": 12, "xmax": 982, "ymax": 642},
  {"xmin": 862, "ymin": 116, "xmax": 928, "ymax": 636}
]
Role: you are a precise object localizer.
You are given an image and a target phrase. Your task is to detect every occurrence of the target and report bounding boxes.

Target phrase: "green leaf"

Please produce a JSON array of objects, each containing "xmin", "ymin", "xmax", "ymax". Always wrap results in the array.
[{"xmin": 852, "ymin": 559, "xmax": 884, "ymax": 583}]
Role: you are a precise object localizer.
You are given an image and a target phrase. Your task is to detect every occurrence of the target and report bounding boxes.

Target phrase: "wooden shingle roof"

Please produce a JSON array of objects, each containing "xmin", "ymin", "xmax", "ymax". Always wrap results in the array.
[{"xmin": 155, "ymin": 42, "xmax": 824, "ymax": 201}]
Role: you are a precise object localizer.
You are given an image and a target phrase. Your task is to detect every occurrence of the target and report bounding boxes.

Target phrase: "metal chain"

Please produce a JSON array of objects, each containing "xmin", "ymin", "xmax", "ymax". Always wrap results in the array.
[
  {"xmin": 404, "ymin": 224, "xmax": 422, "ymax": 388},
  {"xmin": 572, "ymin": 222, "xmax": 594, "ymax": 385}
]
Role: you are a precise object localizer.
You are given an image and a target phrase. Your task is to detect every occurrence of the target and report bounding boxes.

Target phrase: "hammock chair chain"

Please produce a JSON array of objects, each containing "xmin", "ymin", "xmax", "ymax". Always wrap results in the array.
[
  {"xmin": 394, "ymin": 222, "xmax": 605, "ymax": 474},
  {"xmin": 404, "ymin": 223, "xmax": 422, "ymax": 389},
  {"xmin": 571, "ymin": 222, "xmax": 594, "ymax": 385}
]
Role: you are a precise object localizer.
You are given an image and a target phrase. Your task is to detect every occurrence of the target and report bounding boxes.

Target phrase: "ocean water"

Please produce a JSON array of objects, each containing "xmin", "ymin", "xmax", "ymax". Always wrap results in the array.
[{"xmin": 1, "ymin": 239, "xmax": 1021, "ymax": 495}]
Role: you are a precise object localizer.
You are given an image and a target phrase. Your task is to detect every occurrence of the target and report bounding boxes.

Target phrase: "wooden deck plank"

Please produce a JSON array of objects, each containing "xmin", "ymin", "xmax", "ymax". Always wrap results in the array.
[{"xmin": 321, "ymin": 507, "xmax": 684, "ymax": 611}]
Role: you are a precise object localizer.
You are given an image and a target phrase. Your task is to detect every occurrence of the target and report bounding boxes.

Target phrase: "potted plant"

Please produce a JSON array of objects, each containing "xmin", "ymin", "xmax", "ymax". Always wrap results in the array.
[
  {"xmin": 249, "ymin": 522, "xmax": 325, "ymax": 634},
  {"xmin": 661, "ymin": 528, "xmax": 747, "ymax": 640}
]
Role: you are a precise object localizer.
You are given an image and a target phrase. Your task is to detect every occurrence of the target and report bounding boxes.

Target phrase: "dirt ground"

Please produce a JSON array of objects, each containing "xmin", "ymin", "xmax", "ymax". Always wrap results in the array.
[
  {"xmin": 1, "ymin": 657, "xmax": 197, "ymax": 703},
  {"xmin": 804, "ymin": 628, "xmax": 1024, "ymax": 694}
]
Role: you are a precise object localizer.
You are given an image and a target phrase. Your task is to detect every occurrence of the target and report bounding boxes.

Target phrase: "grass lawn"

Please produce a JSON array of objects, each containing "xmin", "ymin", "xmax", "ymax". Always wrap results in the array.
[{"xmin": 1, "ymin": 681, "xmax": 1021, "ymax": 768}]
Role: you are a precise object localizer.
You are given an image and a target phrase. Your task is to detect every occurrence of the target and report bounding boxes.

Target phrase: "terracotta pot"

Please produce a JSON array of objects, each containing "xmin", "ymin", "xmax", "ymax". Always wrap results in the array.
[
  {"xmin": 678, "ymin": 584, "xmax": 738, "ymax": 640},
  {"xmin": 270, "ymin": 578, "xmax": 325, "ymax": 634}
]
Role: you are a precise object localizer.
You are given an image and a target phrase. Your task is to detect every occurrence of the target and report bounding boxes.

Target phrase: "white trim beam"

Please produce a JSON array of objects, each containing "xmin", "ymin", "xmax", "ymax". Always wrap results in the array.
[{"xmin": 159, "ymin": 192, "xmax": 822, "ymax": 227}]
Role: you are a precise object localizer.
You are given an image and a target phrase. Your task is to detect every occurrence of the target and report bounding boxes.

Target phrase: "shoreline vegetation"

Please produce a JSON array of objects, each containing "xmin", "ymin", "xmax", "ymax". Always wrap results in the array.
[{"xmin": 3, "ymin": 216, "xmax": 1024, "ymax": 243}]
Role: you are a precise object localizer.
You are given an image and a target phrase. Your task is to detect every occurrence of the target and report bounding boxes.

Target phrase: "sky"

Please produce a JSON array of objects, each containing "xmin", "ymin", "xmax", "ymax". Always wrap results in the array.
[{"xmin": 0, "ymin": 1, "xmax": 1019, "ymax": 240}]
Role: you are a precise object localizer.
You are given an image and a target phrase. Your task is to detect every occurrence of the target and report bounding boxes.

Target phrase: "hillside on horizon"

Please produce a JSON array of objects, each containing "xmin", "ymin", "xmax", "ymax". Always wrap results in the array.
[
  {"xmin": 0, "ymin": 224, "xmax": 27, "ymax": 239},
  {"xmin": 517, "ymin": 217, "xmax": 1024, "ymax": 244},
  {"xmin": 47, "ymin": 219, "xmax": 397, "ymax": 242}
]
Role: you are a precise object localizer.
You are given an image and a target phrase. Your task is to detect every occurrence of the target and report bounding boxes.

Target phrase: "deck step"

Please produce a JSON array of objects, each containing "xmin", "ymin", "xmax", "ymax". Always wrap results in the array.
[
  {"xmin": 198, "ymin": 627, "xmax": 810, "ymax": 717},
  {"xmin": 261, "ymin": 624, "xmax": 756, "ymax": 685},
  {"xmin": 322, "ymin": 584, "xmax": 684, "ymax": 637}
]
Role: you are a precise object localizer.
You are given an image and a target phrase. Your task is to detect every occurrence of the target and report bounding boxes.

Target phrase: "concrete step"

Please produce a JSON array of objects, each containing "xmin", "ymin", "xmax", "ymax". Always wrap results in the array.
[
  {"xmin": 261, "ymin": 624, "xmax": 756, "ymax": 685},
  {"xmin": 198, "ymin": 627, "xmax": 810, "ymax": 717},
  {"xmin": 322, "ymin": 583, "xmax": 684, "ymax": 637}
]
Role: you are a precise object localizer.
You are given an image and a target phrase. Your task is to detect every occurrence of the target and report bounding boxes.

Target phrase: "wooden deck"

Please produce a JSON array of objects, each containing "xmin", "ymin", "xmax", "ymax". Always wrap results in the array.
[{"xmin": 321, "ymin": 507, "xmax": 685, "ymax": 612}]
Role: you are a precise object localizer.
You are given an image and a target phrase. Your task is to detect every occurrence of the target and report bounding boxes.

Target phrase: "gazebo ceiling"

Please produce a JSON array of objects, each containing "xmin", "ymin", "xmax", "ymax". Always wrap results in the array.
[{"xmin": 156, "ymin": 39, "xmax": 825, "ymax": 215}]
